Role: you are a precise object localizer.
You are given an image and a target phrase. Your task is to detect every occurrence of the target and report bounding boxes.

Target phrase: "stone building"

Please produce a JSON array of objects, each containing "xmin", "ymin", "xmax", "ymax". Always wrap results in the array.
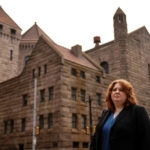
[
  {"xmin": 0, "ymin": 6, "xmax": 150, "ymax": 150},
  {"xmin": 0, "ymin": 6, "xmax": 114, "ymax": 150},
  {"xmin": 86, "ymin": 8, "xmax": 150, "ymax": 115}
]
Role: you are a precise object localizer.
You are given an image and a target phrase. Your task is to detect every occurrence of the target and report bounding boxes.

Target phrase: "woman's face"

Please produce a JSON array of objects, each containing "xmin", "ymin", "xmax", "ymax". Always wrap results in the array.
[{"xmin": 111, "ymin": 83, "xmax": 127, "ymax": 108}]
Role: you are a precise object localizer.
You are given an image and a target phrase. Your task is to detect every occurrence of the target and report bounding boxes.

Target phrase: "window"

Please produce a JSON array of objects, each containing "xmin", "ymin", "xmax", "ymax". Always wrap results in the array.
[
  {"xmin": 48, "ymin": 113, "xmax": 53, "ymax": 128},
  {"xmin": 96, "ymin": 76, "xmax": 101, "ymax": 83},
  {"xmin": 24, "ymin": 56, "xmax": 30, "ymax": 65},
  {"xmin": 53, "ymin": 142, "xmax": 58, "ymax": 148},
  {"xmin": 71, "ymin": 87, "xmax": 77, "ymax": 100},
  {"xmin": 19, "ymin": 144, "xmax": 24, "ymax": 150},
  {"xmin": 118, "ymin": 14, "xmax": 123, "ymax": 23},
  {"xmin": 40, "ymin": 89, "xmax": 45, "ymax": 102},
  {"xmin": 39, "ymin": 115, "xmax": 44, "ymax": 129},
  {"xmin": 44, "ymin": 64, "xmax": 47, "ymax": 74},
  {"xmin": 38, "ymin": 67, "xmax": 41, "ymax": 76},
  {"xmin": 100, "ymin": 61, "xmax": 109, "ymax": 74},
  {"xmin": 22, "ymin": 94, "xmax": 27, "ymax": 106},
  {"xmin": 49, "ymin": 86, "xmax": 54, "ymax": 100},
  {"xmin": 71, "ymin": 68, "xmax": 77, "ymax": 76},
  {"xmin": 10, "ymin": 119, "xmax": 14, "ymax": 133},
  {"xmin": 21, "ymin": 118, "xmax": 26, "ymax": 132},
  {"xmin": 80, "ymin": 71, "xmax": 85, "ymax": 79},
  {"xmin": 0, "ymin": 24, "xmax": 3, "ymax": 30},
  {"xmin": 81, "ymin": 115, "xmax": 86, "ymax": 129},
  {"xmin": 73, "ymin": 142, "xmax": 79, "ymax": 148},
  {"xmin": 82, "ymin": 142, "xmax": 88, "ymax": 148},
  {"xmin": 10, "ymin": 29, "xmax": 16, "ymax": 35},
  {"xmin": 80, "ymin": 89, "xmax": 86, "ymax": 102},
  {"xmin": 10, "ymin": 50, "xmax": 13, "ymax": 61},
  {"xmin": 4, "ymin": 120, "xmax": 8, "ymax": 134},
  {"xmin": 96, "ymin": 93, "xmax": 101, "ymax": 105},
  {"xmin": 32, "ymin": 69, "xmax": 35, "ymax": 78},
  {"xmin": 72, "ymin": 113, "xmax": 77, "ymax": 128}
]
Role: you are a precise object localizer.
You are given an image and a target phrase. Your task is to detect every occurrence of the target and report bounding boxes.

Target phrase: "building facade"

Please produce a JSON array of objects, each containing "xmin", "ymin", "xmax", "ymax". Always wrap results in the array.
[{"xmin": 0, "ymin": 6, "xmax": 150, "ymax": 150}]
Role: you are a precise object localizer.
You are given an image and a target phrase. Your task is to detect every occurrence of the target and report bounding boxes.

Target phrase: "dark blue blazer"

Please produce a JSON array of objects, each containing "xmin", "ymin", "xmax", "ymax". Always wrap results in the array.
[{"xmin": 90, "ymin": 105, "xmax": 150, "ymax": 150}]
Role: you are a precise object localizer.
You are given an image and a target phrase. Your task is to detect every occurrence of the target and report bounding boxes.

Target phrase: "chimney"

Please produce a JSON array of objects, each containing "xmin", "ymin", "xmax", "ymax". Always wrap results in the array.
[
  {"xmin": 94, "ymin": 36, "xmax": 101, "ymax": 47},
  {"xmin": 71, "ymin": 45, "xmax": 82, "ymax": 57}
]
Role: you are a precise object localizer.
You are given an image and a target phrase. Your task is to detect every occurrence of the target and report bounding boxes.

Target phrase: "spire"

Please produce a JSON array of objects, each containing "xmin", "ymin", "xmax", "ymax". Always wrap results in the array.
[
  {"xmin": 114, "ymin": 7, "xmax": 126, "ymax": 17},
  {"xmin": 113, "ymin": 7, "xmax": 128, "ymax": 40},
  {"xmin": 0, "ymin": 6, "xmax": 21, "ymax": 30}
]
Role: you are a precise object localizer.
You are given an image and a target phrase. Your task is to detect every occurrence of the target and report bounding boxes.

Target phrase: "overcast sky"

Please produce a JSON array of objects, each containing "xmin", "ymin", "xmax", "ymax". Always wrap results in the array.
[{"xmin": 0, "ymin": 0, "xmax": 150, "ymax": 50}]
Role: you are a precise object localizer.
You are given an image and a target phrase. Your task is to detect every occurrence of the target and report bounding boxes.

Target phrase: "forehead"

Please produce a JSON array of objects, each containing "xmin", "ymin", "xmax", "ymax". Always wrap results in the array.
[{"xmin": 113, "ymin": 82, "xmax": 122, "ymax": 88}]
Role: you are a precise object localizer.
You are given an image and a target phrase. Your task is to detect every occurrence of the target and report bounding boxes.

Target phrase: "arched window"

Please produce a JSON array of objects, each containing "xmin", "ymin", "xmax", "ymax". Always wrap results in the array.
[
  {"xmin": 100, "ymin": 61, "xmax": 109, "ymax": 74},
  {"xmin": 24, "ymin": 56, "xmax": 30, "ymax": 65}
]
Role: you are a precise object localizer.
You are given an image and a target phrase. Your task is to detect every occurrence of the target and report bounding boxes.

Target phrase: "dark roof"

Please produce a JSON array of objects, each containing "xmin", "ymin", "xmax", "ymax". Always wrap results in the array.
[{"xmin": 0, "ymin": 6, "xmax": 21, "ymax": 30}]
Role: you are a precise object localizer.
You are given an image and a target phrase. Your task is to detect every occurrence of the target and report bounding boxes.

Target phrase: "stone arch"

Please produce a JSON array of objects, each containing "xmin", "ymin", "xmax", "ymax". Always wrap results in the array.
[{"xmin": 100, "ymin": 61, "xmax": 109, "ymax": 74}]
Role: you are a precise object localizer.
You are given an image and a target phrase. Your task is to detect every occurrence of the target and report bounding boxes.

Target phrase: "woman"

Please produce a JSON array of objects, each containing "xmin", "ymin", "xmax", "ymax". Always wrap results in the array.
[{"xmin": 90, "ymin": 79, "xmax": 150, "ymax": 150}]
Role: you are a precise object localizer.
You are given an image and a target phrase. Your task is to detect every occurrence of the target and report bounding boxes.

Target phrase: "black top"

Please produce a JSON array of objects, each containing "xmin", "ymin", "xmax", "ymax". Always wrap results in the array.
[{"xmin": 90, "ymin": 105, "xmax": 150, "ymax": 150}]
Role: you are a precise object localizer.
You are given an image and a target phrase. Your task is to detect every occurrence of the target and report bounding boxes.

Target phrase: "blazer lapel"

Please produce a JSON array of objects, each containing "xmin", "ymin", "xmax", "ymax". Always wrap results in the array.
[
  {"xmin": 112, "ymin": 107, "xmax": 128, "ymax": 127},
  {"xmin": 98, "ymin": 110, "xmax": 111, "ymax": 129}
]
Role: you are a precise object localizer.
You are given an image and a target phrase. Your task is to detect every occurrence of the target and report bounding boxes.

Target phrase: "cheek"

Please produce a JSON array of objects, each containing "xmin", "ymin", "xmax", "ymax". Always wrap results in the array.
[{"xmin": 122, "ymin": 93, "xmax": 127, "ymax": 101}]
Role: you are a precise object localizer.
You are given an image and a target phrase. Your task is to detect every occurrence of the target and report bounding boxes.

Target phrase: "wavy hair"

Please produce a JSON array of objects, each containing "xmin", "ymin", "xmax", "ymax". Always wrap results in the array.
[{"xmin": 105, "ymin": 79, "xmax": 138, "ymax": 112}]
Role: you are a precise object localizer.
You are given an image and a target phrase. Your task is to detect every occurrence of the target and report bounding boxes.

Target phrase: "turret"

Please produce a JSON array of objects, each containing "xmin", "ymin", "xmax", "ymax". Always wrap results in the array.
[{"xmin": 113, "ymin": 8, "xmax": 128, "ymax": 40}]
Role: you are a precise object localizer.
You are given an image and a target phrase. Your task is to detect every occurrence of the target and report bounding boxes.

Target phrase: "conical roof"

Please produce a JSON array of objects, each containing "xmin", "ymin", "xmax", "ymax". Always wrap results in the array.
[
  {"xmin": 0, "ymin": 6, "xmax": 21, "ymax": 30},
  {"xmin": 114, "ymin": 7, "xmax": 126, "ymax": 16}
]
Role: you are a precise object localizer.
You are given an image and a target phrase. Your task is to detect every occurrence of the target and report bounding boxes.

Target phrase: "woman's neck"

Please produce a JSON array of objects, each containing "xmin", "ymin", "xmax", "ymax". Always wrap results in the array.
[{"xmin": 113, "ymin": 106, "xmax": 124, "ymax": 118}]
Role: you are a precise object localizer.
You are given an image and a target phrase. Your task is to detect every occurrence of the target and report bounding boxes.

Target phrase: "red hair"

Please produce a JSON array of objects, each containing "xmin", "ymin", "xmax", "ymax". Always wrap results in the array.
[{"xmin": 105, "ymin": 79, "xmax": 138, "ymax": 112}]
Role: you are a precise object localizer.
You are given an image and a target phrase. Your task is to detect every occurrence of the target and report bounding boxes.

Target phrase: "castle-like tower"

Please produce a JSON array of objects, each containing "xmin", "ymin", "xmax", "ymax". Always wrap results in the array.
[
  {"xmin": 87, "ymin": 7, "xmax": 150, "ymax": 113},
  {"xmin": 113, "ymin": 7, "xmax": 128, "ymax": 40},
  {"xmin": 0, "ymin": 6, "xmax": 22, "ymax": 82}
]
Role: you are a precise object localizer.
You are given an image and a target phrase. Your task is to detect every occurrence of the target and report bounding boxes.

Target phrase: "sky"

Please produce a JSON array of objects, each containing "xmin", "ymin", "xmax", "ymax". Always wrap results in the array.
[{"xmin": 0, "ymin": 0, "xmax": 150, "ymax": 51}]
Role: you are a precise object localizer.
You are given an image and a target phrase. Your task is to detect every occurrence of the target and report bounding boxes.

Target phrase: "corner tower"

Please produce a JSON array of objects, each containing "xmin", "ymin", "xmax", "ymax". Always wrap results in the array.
[
  {"xmin": 113, "ymin": 7, "xmax": 128, "ymax": 40},
  {"xmin": 0, "ymin": 6, "xmax": 22, "ymax": 82}
]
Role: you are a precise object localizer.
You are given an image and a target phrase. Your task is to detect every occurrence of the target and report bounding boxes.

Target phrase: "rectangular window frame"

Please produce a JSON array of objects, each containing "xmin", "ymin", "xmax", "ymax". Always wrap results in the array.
[
  {"xmin": 96, "ymin": 93, "xmax": 101, "ymax": 105},
  {"xmin": 80, "ymin": 89, "xmax": 86, "ymax": 102},
  {"xmin": 10, "ymin": 119, "xmax": 14, "ymax": 133},
  {"xmin": 21, "ymin": 118, "xmax": 26, "ymax": 132},
  {"xmin": 39, "ymin": 115, "xmax": 44, "ymax": 130},
  {"xmin": 71, "ymin": 87, "xmax": 77, "ymax": 100},
  {"xmin": 40, "ymin": 89, "xmax": 45, "ymax": 102},
  {"xmin": 81, "ymin": 115, "xmax": 86, "ymax": 129},
  {"xmin": 49, "ymin": 86, "xmax": 54, "ymax": 100},
  {"xmin": 80, "ymin": 71, "xmax": 86, "ymax": 79},
  {"xmin": 22, "ymin": 94, "xmax": 28, "ymax": 106},
  {"xmin": 48, "ymin": 113, "xmax": 53, "ymax": 128},
  {"xmin": 72, "ymin": 113, "xmax": 77, "ymax": 128}
]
